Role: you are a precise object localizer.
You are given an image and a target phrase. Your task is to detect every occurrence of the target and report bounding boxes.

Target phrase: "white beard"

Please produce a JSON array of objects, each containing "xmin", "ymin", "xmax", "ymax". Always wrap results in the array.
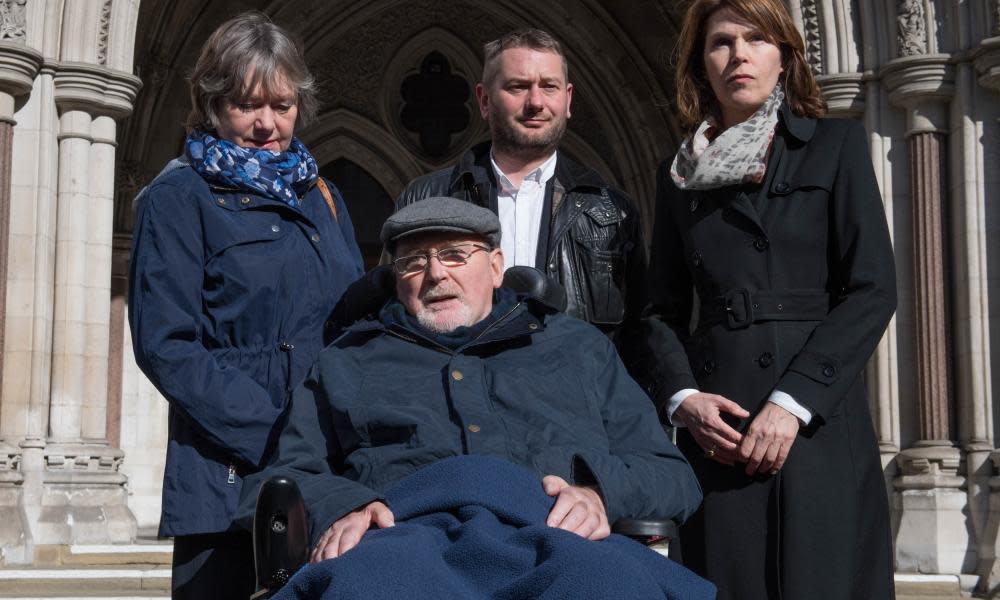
[{"xmin": 415, "ymin": 302, "xmax": 476, "ymax": 334}]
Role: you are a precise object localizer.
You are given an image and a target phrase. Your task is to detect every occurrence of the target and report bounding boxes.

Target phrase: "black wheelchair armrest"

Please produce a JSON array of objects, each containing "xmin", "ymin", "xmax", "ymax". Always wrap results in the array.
[
  {"xmin": 252, "ymin": 477, "xmax": 310, "ymax": 599},
  {"xmin": 611, "ymin": 517, "xmax": 678, "ymax": 542}
]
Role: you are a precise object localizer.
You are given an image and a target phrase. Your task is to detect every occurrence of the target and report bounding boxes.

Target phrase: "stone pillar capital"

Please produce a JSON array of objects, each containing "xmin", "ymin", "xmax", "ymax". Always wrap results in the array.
[
  {"xmin": 0, "ymin": 40, "xmax": 41, "ymax": 97},
  {"xmin": 882, "ymin": 54, "xmax": 954, "ymax": 135},
  {"xmin": 52, "ymin": 61, "xmax": 142, "ymax": 120},
  {"xmin": 816, "ymin": 72, "xmax": 865, "ymax": 119},
  {"xmin": 974, "ymin": 36, "xmax": 1000, "ymax": 93},
  {"xmin": 0, "ymin": 40, "xmax": 42, "ymax": 124}
]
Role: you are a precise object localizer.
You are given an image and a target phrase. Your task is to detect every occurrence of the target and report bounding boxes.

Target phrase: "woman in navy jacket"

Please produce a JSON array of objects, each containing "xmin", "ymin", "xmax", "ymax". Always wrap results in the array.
[
  {"xmin": 128, "ymin": 13, "xmax": 364, "ymax": 598},
  {"xmin": 640, "ymin": 0, "xmax": 896, "ymax": 598}
]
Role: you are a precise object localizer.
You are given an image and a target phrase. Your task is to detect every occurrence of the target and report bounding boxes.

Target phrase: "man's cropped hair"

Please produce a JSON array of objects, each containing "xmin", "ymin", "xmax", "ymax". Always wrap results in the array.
[{"xmin": 482, "ymin": 28, "xmax": 568, "ymax": 86}]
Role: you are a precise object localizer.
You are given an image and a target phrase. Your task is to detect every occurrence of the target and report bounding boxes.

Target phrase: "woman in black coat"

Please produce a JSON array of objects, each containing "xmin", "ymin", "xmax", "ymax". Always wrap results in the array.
[{"xmin": 642, "ymin": 0, "xmax": 896, "ymax": 598}]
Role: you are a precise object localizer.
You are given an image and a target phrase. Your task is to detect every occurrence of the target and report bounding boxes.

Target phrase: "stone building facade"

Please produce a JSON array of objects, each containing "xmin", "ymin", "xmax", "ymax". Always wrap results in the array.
[{"xmin": 0, "ymin": 0, "xmax": 998, "ymax": 594}]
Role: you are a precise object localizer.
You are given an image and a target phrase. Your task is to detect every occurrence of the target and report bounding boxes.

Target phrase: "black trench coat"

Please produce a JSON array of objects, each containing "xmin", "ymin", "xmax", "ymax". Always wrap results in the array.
[{"xmin": 640, "ymin": 105, "xmax": 896, "ymax": 600}]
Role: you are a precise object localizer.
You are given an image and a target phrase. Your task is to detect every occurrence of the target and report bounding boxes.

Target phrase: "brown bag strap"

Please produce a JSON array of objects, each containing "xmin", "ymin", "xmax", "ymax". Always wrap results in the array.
[{"xmin": 315, "ymin": 178, "xmax": 339, "ymax": 223}]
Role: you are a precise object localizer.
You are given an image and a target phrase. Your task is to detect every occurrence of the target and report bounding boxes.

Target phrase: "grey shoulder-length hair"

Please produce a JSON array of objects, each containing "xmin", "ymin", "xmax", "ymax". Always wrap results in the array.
[{"xmin": 185, "ymin": 12, "xmax": 319, "ymax": 133}]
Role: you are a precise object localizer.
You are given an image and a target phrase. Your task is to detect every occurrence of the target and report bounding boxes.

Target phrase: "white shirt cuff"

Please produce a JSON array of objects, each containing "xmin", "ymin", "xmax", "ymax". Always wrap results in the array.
[
  {"xmin": 768, "ymin": 390, "xmax": 813, "ymax": 425},
  {"xmin": 666, "ymin": 388, "xmax": 700, "ymax": 427}
]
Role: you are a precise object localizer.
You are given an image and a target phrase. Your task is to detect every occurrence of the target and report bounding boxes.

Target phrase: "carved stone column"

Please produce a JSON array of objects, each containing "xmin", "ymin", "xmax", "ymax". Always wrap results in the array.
[
  {"xmin": 883, "ymin": 53, "xmax": 965, "ymax": 574},
  {"xmin": 29, "ymin": 63, "xmax": 141, "ymax": 546},
  {"xmin": 0, "ymin": 39, "xmax": 42, "ymax": 564}
]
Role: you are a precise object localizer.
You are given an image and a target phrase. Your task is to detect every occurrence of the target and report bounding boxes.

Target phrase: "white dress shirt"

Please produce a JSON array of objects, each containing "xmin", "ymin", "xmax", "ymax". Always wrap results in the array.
[
  {"xmin": 667, "ymin": 388, "xmax": 813, "ymax": 426},
  {"xmin": 491, "ymin": 152, "xmax": 558, "ymax": 269}
]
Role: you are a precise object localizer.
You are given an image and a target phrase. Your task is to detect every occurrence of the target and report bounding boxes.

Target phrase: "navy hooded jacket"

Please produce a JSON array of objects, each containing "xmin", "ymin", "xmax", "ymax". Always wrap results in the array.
[{"xmin": 128, "ymin": 164, "xmax": 364, "ymax": 536}]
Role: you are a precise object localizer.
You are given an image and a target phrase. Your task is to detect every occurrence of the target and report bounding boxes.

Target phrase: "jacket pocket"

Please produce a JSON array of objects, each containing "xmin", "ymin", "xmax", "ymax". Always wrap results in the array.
[{"xmin": 573, "ymin": 242, "xmax": 626, "ymax": 325}]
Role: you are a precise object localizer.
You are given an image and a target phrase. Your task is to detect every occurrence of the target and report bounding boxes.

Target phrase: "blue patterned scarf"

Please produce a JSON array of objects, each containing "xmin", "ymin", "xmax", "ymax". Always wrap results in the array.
[{"xmin": 185, "ymin": 129, "xmax": 319, "ymax": 208}]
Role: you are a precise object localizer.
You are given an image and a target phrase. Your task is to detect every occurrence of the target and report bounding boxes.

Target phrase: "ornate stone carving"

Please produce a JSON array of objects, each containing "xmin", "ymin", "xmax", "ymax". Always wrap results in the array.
[
  {"xmin": 0, "ymin": 444, "xmax": 18, "ymax": 471},
  {"xmin": 897, "ymin": 0, "xmax": 927, "ymax": 57},
  {"xmin": 97, "ymin": 0, "xmax": 112, "ymax": 66},
  {"xmin": 0, "ymin": 0, "xmax": 27, "ymax": 42},
  {"xmin": 801, "ymin": 0, "xmax": 824, "ymax": 76}
]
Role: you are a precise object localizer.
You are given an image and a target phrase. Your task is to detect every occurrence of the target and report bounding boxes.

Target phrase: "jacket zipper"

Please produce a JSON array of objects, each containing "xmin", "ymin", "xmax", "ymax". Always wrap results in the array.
[{"xmin": 227, "ymin": 464, "xmax": 236, "ymax": 484}]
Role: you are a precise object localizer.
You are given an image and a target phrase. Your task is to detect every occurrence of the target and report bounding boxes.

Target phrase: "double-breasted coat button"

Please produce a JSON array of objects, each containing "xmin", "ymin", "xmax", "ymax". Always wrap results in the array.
[
  {"xmin": 822, "ymin": 365, "xmax": 836, "ymax": 377},
  {"xmin": 703, "ymin": 359, "xmax": 715, "ymax": 374},
  {"xmin": 775, "ymin": 182, "xmax": 790, "ymax": 193},
  {"xmin": 757, "ymin": 352, "xmax": 774, "ymax": 368},
  {"xmin": 691, "ymin": 251, "xmax": 703, "ymax": 267},
  {"xmin": 753, "ymin": 237, "xmax": 770, "ymax": 252}
]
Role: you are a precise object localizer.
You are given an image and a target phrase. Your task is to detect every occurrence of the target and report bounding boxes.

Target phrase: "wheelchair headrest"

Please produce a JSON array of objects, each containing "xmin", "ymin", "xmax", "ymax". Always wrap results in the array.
[
  {"xmin": 328, "ymin": 265, "xmax": 567, "ymax": 332},
  {"xmin": 502, "ymin": 266, "xmax": 567, "ymax": 312}
]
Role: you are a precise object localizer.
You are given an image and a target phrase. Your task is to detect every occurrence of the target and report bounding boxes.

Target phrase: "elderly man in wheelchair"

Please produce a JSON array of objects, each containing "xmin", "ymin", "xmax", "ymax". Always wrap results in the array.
[{"xmin": 241, "ymin": 197, "xmax": 714, "ymax": 599}]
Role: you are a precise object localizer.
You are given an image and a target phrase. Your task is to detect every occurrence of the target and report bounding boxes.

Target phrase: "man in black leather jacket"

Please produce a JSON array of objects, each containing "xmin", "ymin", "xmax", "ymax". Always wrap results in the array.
[{"xmin": 395, "ymin": 28, "xmax": 646, "ymax": 349}]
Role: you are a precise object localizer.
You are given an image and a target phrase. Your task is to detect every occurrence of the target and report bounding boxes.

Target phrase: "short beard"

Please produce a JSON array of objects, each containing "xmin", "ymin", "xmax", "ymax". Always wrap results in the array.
[
  {"xmin": 489, "ymin": 115, "xmax": 566, "ymax": 163},
  {"xmin": 415, "ymin": 303, "xmax": 476, "ymax": 334},
  {"xmin": 414, "ymin": 286, "xmax": 477, "ymax": 333}
]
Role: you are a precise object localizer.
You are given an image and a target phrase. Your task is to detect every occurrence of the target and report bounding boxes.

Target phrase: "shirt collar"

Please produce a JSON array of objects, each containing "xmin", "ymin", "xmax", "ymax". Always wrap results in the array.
[{"xmin": 490, "ymin": 151, "xmax": 558, "ymax": 194}]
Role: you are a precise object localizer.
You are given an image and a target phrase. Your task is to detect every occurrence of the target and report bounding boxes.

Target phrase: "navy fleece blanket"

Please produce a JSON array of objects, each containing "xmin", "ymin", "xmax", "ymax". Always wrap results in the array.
[{"xmin": 274, "ymin": 455, "xmax": 715, "ymax": 599}]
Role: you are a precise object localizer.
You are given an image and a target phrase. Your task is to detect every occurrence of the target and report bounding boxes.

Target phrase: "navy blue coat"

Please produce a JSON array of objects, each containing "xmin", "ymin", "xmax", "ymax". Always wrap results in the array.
[
  {"xmin": 129, "ymin": 165, "xmax": 365, "ymax": 537},
  {"xmin": 241, "ymin": 296, "xmax": 702, "ymax": 546}
]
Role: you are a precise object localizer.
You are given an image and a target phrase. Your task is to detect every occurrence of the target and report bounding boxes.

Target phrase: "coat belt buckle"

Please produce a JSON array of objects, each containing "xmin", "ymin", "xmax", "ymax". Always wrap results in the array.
[{"xmin": 724, "ymin": 288, "xmax": 754, "ymax": 329}]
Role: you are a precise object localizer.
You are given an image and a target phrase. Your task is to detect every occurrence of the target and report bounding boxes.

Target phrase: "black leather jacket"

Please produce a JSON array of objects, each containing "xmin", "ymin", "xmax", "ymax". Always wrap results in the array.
[{"xmin": 395, "ymin": 142, "xmax": 647, "ymax": 341}]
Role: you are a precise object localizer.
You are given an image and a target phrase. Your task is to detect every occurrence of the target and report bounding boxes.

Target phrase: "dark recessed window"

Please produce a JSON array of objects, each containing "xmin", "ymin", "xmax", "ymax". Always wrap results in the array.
[{"xmin": 400, "ymin": 51, "xmax": 470, "ymax": 157}]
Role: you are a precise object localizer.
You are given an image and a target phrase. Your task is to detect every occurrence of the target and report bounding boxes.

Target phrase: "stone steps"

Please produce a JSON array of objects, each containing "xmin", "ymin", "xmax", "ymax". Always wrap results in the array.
[
  {"xmin": 0, "ymin": 566, "xmax": 170, "ymax": 597},
  {"xmin": 0, "ymin": 543, "xmax": 172, "ymax": 599}
]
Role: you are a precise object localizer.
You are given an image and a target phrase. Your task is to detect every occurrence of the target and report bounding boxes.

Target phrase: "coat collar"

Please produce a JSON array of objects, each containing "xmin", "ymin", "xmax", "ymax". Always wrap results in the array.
[
  {"xmin": 341, "ymin": 291, "xmax": 549, "ymax": 353},
  {"xmin": 778, "ymin": 102, "xmax": 816, "ymax": 143},
  {"xmin": 450, "ymin": 142, "xmax": 606, "ymax": 193}
]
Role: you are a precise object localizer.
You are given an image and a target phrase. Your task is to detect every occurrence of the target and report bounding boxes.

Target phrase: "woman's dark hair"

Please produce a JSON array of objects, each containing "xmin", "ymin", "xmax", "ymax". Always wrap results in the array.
[{"xmin": 674, "ymin": 0, "xmax": 826, "ymax": 134}]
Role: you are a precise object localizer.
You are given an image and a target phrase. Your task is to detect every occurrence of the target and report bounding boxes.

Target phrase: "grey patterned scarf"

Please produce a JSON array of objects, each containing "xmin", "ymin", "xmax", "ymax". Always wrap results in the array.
[{"xmin": 670, "ymin": 84, "xmax": 784, "ymax": 190}]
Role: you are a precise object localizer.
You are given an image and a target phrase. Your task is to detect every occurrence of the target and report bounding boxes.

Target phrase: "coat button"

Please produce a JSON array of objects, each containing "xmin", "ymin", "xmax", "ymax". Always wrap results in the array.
[
  {"xmin": 311, "ymin": 234, "xmax": 321, "ymax": 243},
  {"xmin": 822, "ymin": 365, "xmax": 836, "ymax": 377},
  {"xmin": 468, "ymin": 424, "xmax": 481, "ymax": 433},
  {"xmin": 528, "ymin": 323, "xmax": 538, "ymax": 330},
  {"xmin": 271, "ymin": 224, "xmax": 280, "ymax": 233},
  {"xmin": 703, "ymin": 359, "xmax": 715, "ymax": 374},
  {"xmin": 753, "ymin": 237, "xmax": 770, "ymax": 252},
  {"xmin": 757, "ymin": 352, "xmax": 774, "ymax": 368},
  {"xmin": 452, "ymin": 370, "xmax": 464, "ymax": 381},
  {"xmin": 217, "ymin": 197, "xmax": 226, "ymax": 205},
  {"xmin": 549, "ymin": 262, "xmax": 556, "ymax": 270},
  {"xmin": 775, "ymin": 182, "xmax": 790, "ymax": 193},
  {"xmin": 691, "ymin": 251, "xmax": 702, "ymax": 267},
  {"xmin": 241, "ymin": 197, "xmax": 251, "ymax": 205}
]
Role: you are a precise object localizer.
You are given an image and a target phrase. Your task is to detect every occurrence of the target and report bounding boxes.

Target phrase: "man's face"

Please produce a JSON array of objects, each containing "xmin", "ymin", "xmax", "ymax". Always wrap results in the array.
[
  {"xmin": 394, "ymin": 233, "xmax": 504, "ymax": 334},
  {"xmin": 476, "ymin": 48, "xmax": 572, "ymax": 160}
]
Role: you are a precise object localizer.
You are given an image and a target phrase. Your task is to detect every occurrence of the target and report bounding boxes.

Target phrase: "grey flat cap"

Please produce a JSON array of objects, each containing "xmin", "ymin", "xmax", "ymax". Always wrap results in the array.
[{"xmin": 381, "ymin": 196, "xmax": 501, "ymax": 252}]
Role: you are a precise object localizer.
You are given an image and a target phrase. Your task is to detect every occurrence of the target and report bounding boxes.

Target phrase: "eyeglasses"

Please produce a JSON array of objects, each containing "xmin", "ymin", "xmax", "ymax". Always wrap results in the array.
[{"xmin": 392, "ymin": 243, "xmax": 491, "ymax": 276}]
